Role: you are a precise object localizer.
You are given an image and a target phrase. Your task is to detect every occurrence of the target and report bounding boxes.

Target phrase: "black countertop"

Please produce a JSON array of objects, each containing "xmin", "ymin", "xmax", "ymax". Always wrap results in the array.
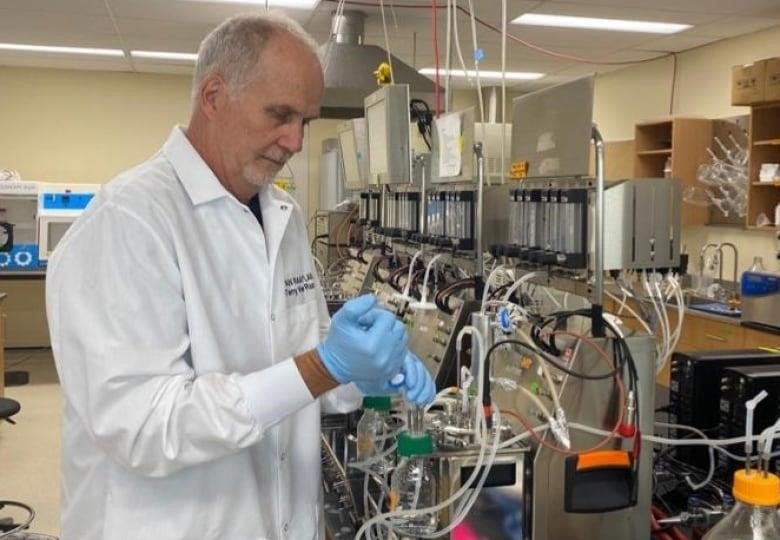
[{"xmin": 741, "ymin": 320, "xmax": 780, "ymax": 336}]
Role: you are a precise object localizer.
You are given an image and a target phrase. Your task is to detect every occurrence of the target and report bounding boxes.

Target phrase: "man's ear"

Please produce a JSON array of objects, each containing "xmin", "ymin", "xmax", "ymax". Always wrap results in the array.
[{"xmin": 197, "ymin": 74, "xmax": 229, "ymax": 119}]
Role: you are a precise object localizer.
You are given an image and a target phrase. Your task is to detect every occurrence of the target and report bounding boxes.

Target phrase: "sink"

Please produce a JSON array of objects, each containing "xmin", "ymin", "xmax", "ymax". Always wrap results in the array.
[{"xmin": 688, "ymin": 302, "xmax": 741, "ymax": 318}]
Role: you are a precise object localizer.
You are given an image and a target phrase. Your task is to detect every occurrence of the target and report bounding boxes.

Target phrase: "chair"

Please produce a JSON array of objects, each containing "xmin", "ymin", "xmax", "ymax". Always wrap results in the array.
[
  {"xmin": 0, "ymin": 396, "xmax": 20, "ymax": 424},
  {"xmin": 0, "ymin": 398, "xmax": 57, "ymax": 539}
]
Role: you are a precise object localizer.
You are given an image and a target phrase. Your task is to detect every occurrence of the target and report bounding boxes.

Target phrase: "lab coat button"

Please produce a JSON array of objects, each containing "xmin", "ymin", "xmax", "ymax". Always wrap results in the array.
[
  {"xmin": 283, "ymin": 523, "xmax": 289, "ymax": 533},
  {"xmin": 270, "ymin": 314, "xmax": 276, "ymax": 322},
  {"xmin": 280, "ymin": 204, "xmax": 288, "ymax": 210},
  {"xmin": 280, "ymin": 451, "xmax": 287, "ymax": 461}
]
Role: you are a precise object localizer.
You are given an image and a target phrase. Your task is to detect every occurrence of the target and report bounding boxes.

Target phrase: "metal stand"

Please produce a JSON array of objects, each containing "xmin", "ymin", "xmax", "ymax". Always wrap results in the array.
[{"xmin": 591, "ymin": 125, "xmax": 606, "ymax": 337}]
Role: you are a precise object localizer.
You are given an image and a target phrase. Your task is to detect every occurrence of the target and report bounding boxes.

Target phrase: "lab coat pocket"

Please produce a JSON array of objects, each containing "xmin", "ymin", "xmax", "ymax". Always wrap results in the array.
[{"xmin": 272, "ymin": 299, "xmax": 320, "ymax": 360}]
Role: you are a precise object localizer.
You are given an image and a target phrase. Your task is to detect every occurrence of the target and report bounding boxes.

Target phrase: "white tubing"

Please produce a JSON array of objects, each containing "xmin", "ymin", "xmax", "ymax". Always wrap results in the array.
[
  {"xmin": 656, "ymin": 421, "xmax": 715, "ymax": 490},
  {"xmin": 480, "ymin": 262, "xmax": 505, "ymax": 312},
  {"xmin": 418, "ymin": 253, "xmax": 444, "ymax": 304},
  {"xmin": 355, "ymin": 400, "xmax": 490, "ymax": 540},
  {"xmin": 401, "ymin": 249, "xmax": 424, "ymax": 298},
  {"xmin": 501, "ymin": 272, "xmax": 537, "ymax": 303}
]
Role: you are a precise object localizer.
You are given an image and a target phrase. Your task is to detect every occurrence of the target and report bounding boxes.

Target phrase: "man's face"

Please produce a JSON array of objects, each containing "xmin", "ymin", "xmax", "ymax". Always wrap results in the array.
[{"xmin": 216, "ymin": 32, "xmax": 323, "ymax": 193}]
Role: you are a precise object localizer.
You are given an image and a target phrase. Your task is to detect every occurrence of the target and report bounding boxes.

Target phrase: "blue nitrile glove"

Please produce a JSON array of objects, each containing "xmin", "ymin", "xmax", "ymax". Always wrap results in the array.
[
  {"xmin": 399, "ymin": 352, "xmax": 436, "ymax": 406},
  {"xmin": 355, "ymin": 378, "xmax": 398, "ymax": 397},
  {"xmin": 317, "ymin": 294, "xmax": 408, "ymax": 384}
]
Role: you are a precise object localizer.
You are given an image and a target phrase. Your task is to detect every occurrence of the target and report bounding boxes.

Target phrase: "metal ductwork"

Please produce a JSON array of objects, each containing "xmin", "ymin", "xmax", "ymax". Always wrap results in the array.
[{"xmin": 319, "ymin": 10, "xmax": 436, "ymax": 118}]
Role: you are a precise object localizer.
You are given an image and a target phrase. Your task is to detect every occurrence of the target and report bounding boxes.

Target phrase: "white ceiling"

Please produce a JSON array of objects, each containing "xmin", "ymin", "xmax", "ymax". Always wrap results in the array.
[{"xmin": 0, "ymin": 0, "xmax": 779, "ymax": 90}]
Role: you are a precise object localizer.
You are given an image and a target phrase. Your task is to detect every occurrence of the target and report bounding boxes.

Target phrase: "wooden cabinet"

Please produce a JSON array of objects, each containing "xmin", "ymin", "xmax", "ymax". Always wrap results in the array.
[
  {"xmin": 634, "ymin": 117, "xmax": 713, "ymax": 226},
  {"xmin": 747, "ymin": 102, "xmax": 780, "ymax": 229},
  {"xmin": 602, "ymin": 296, "xmax": 777, "ymax": 386},
  {"xmin": 743, "ymin": 327, "xmax": 780, "ymax": 349},
  {"xmin": 0, "ymin": 293, "xmax": 6, "ymax": 397}
]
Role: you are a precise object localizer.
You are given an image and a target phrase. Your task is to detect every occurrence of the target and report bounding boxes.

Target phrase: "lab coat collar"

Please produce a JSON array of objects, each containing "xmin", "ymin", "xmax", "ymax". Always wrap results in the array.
[
  {"xmin": 257, "ymin": 184, "xmax": 294, "ymax": 266},
  {"xmin": 163, "ymin": 126, "xmax": 231, "ymax": 207}
]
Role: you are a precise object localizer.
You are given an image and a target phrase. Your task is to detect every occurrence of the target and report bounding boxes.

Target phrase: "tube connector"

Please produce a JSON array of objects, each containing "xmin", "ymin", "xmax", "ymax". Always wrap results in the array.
[
  {"xmin": 618, "ymin": 390, "xmax": 636, "ymax": 438},
  {"xmin": 745, "ymin": 390, "xmax": 768, "ymax": 472}
]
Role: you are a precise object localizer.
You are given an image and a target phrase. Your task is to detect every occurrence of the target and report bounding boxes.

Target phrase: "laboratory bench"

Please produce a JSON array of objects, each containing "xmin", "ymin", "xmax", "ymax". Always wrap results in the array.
[
  {"xmin": 0, "ymin": 292, "xmax": 7, "ymax": 396},
  {"xmin": 0, "ymin": 274, "xmax": 49, "ymax": 348},
  {"xmin": 603, "ymin": 296, "xmax": 780, "ymax": 387}
]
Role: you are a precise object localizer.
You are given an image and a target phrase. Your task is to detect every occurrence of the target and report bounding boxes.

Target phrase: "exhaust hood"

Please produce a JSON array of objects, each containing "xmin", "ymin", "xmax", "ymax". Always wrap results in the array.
[{"xmin": 318, "ymin": 10, "xmax": 436, "ymax": 118}]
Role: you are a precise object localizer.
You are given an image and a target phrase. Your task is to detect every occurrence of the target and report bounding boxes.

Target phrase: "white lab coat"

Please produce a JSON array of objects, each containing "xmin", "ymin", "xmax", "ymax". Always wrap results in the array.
[{"xmin": 46, "ymin": 127, "xmax": 362, "ymax": 540}]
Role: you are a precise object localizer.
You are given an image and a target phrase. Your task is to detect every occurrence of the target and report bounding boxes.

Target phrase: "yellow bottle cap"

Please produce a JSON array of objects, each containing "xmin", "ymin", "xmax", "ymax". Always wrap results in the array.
[{"xmin": 732, "ymin": 469, "xmax": 780, "ymax": 506}]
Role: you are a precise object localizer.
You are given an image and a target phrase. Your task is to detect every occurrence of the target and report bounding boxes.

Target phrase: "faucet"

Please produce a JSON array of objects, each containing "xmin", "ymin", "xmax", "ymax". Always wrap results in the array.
[
  {"xmin": 717, "ymin": 242, "xmax": 739, "ymax": 303},
  {"xmin": 699, "ymin": 243, "xmax": 719, "ymax": 278}
]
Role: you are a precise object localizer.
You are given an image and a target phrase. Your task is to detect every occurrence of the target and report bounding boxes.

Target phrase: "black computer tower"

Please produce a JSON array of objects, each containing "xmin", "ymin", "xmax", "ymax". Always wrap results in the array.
[
  {"xmin": 717, "ymin": 364, "xmax": 780, "ymax": 475},
  {"xmin": 667, "ymin": 349, "xmax": 780, "ymax": 466}
]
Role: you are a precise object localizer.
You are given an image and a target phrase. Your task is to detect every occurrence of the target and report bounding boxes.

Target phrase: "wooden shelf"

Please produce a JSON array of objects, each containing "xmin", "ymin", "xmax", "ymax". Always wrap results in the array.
[
  {"xmin": 746, "ymin": 225, "xmax": 777, "ymax": 231},
  {"xmin": 634, "ymin": 117, "xmax": 713, "ymax": 226},
  {"xmin": 748, "ymin": 102, "xmax": 780, "ymax": 227},
  {"xmin": 637, "ymin": 148, "xmax": 672, "ymax": 156}
]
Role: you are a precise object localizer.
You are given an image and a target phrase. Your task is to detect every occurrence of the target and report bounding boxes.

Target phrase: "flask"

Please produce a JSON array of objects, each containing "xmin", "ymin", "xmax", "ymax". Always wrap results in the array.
[
  {"xmin": 356, "ymin": 396, "xmax": 393, "ymax": 472},
  {"xmin": 664, "ymin": 157, "xmax": 673, "ymax": 178},
  {"xmin": 702, "ymin": 470, "xmax": 780, "ymax": 539},
  {"xmin": 389, "ymin": 432, "xmax": 438, "ymax": 536}
]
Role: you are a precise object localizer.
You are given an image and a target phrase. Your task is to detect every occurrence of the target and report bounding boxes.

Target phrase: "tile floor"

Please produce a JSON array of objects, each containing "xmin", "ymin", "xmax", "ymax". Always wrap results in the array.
[{"xmin": 1, "ymin": 348, "xmax": 61, "ymax": 537}]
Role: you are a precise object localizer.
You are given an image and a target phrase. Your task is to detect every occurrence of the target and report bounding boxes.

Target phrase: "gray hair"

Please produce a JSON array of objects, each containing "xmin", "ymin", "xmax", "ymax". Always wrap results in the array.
[{"xmin": 191, "ymin": 11, "xmax": 321, "ymax": 100}]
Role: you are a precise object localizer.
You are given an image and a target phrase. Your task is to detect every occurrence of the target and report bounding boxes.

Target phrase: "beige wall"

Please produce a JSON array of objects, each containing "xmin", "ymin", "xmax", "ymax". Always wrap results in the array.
[
  {"xmin": 593, "ymin": 23, "xmax": 780, "ymax": 275},
  {"xmin": 3, "ymin": 22, "xmax": 780, "ymax": 275},
  {"xmin": 0, "ymin": 65, "xmax": 192, "ymax": 184}
]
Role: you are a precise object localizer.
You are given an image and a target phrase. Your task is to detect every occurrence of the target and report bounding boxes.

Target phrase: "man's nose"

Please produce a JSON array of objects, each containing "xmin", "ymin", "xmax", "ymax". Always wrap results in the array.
[{"xmin": 277, "ymin": 121, "xmax": 305, "ymax": 154}]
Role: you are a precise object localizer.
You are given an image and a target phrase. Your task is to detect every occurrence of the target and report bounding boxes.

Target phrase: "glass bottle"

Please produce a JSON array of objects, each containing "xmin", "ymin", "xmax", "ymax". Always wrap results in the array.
[
  {"xmin": 356, "ymin": 396, "xmax": 392, "ymax": 472},
  {"xmin": 702, "ymin": 470, "xmax": 780, "ymax": 539},
  {"xmin": 663, "ymin": 157, "xmax": 673, "ymax": 178},
  {"xmin": 748, "ymin": 257, "xmax": 766, "ymax": 272},
  {"xmin": 389, "ymin": 431, "xmax": 438, "ymax": 536}
]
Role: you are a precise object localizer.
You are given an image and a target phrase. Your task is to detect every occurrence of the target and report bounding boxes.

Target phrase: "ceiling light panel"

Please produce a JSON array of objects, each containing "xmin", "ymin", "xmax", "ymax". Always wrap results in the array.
[
  {"xmin": 419, "ymin": 68, "xmax": 544, "ymax": 80},
  {"xmin": 512, "ymin": 14, "xmax": 691, "ymax": 34},
  {"xmin": 131, "ymin": 50, "xmax": 198, "ymax": 61},
  {"xmin": 0, "ymin": 43, "xmax": 125, "ymax": 57}
]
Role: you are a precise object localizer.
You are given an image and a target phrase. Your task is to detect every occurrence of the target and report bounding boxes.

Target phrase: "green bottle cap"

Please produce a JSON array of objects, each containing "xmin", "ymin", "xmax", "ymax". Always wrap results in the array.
[
  {"xmin": 397, "ymin": 432, "xmax": 434, "ymax": 457},
  {"xmin": 362, "ymin": 396, "xmax": 392, "ymax": 411}
]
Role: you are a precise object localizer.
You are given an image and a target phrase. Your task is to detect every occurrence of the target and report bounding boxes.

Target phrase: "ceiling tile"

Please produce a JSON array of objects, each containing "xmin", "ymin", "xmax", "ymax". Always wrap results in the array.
[
  {"xmin": 0, "ymin": 0, "xmax": 107, "ymax": 16},
  {"xmin": 549, "ymin": 0, "xmax": 780, "ymax": 17},
  {"xmin": 685, "ymin": 17, "xmax": 780, "ymax": 38},
  {"xmin": 631, "ymin": 34, "xmax": 719, "ymax": 53}
]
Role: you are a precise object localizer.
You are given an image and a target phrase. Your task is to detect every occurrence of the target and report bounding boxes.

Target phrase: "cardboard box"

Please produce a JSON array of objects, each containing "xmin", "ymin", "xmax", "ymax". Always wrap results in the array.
[
  {"xmin": 764, "ymin": 57, "xmax": 780, "ymax": 102},
  {"xmin": 732, "ymin": 60, "xmax": 766, "ymax": 105}
]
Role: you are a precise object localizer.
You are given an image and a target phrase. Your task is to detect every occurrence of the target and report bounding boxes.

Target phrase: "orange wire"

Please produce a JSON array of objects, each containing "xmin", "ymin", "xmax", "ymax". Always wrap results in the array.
[{"xmin": 499, "ymin": 330, "xmax": 626, "ymax": 456}]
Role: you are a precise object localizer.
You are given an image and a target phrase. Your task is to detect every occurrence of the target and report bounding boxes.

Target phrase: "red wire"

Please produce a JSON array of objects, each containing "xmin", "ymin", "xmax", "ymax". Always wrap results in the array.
[
  {"xmin": 431, "ymin": 0, "xmax": 440, "ymax": 117},
  {"xmin": 324, "ymin": 0, "xmax": 670, "ymax": 67}
]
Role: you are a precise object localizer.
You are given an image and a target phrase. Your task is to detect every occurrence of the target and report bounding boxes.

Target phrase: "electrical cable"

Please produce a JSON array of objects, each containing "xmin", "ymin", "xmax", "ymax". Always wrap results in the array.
[
  {"xmin": 0, "ymin": 500, "xmax": 36, "ymax": 539},
  {"xmin": 430, "ymin": 0, "xmax": 440, "ymax": 117},
  {"xmin": 377, "ymin": 0, "xmax": 395, "ymax": 82},
  {"xmin": 323, "ymin": 0, "xmax": 672, "ymax": 66}
]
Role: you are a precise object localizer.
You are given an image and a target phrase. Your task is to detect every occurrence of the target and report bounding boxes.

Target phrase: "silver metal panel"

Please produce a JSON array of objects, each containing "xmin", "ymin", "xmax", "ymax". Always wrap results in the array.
[
  {"xmin": 337, "ymin": 118, "xmax": 369, "ymax": 191},
  {"xmin": 510, "ymin": 75, "xmax": 595, "ymax": 179},
  {"xmin": 481, "ymin": 183, "xmax": 512, "ymax": 250},
  {"xmin": 365, "ymin": 84, "xmax": 413, "ymax": 185},
  {"xmin": 490, "ymin": 335, "xmax": 655, "ymax": 540},
  {"xmin": 600, "ymin": 178, "xmax": 681, "ymax": 271},
  {"xmin": 435, "ymin": 446, "xmax": 531, "ymax": 540},
  {"xmin": 431, "ymin": 110, "xmax": 512, "ymax": 185}
]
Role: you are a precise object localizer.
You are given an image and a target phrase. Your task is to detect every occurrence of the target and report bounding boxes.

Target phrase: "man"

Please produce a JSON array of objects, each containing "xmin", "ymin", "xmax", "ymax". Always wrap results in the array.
[{"xmin": 46, "ymin": 12, "xmax": 435, "ymax": 540}]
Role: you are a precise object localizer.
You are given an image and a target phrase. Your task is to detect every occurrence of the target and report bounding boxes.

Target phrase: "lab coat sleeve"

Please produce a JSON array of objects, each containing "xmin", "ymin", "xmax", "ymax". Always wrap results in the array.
[
  {"xmin": 312, "ymin": 270, "xmax": 363, "ymax": 414},
  {"xmin": 47, "ymin": 202, "xmax": 314, "ymax": 478}
]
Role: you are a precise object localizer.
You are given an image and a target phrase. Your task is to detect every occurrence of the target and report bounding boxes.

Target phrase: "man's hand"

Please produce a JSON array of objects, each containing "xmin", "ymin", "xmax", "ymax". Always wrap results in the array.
[{"xmin": 316, "ymin": 295, "xmax": 407, "ymax": 384}]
